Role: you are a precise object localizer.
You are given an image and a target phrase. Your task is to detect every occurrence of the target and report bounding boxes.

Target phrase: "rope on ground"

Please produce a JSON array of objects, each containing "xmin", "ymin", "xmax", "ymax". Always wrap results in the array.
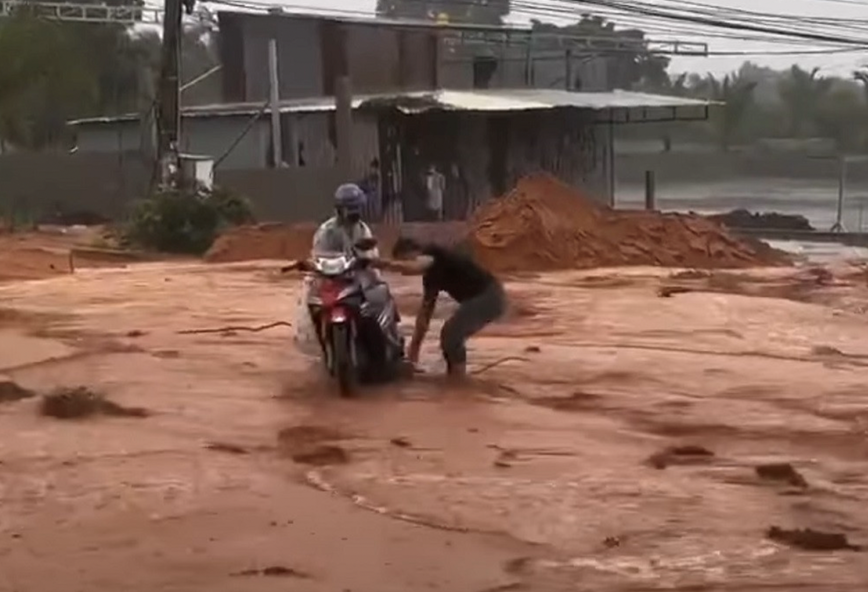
[
  {"xmin": 471, "ymin": 356, "xmax": 530, "ymax": 375},
  {"xmin": 177, "ymin": 321, "xmax": 292, "ymax": 335}
]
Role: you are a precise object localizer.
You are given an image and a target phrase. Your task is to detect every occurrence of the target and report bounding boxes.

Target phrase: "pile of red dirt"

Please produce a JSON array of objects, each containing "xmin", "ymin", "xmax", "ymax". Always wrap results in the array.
[
  {"xmin": 205, "ymin": 222, "xmax": 467, "ymax": 263},
  {"xmin": 205, "ymin": 175, "xmax": 790, "ymax": 271},
  {"xmin": 205, "ymin": 222, "xmax": 319, "ymax": 263},
  {"xmin": 468, "ymin": 174, "xmax": 791, "ymax": 273}
]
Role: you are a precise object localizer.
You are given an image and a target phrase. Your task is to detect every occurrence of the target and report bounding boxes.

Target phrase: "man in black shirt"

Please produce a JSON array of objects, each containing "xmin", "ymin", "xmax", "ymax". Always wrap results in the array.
[{"xmin": 385, "ymin": 237, "xmax": 506, "ymax": 378}]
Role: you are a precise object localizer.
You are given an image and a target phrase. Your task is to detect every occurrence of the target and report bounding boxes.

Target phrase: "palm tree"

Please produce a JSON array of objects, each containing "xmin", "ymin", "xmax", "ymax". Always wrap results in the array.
[
  {"xmin": 778, "ymin": 66, "xmax": 833, "ymax": 137},
  {"xmin": 852, "ymin": 68, "xmax": 868, "ymax": 104},
  {"xmin": 698, "ymin": 73, "xmax": 757, "ymax": 150}
]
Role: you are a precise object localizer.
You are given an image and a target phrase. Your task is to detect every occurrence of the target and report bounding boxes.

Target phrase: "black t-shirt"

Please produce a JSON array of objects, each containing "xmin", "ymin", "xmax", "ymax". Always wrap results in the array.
[{"xmin": 420, "ymin": 244, "xmax": 496, "ymax": 303}]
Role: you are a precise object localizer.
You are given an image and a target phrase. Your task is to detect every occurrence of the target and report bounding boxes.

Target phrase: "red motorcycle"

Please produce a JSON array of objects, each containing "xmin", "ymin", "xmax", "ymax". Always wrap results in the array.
[{"xmin": 285, "ymin": 240, "xmax": 404, "ymax": 397}]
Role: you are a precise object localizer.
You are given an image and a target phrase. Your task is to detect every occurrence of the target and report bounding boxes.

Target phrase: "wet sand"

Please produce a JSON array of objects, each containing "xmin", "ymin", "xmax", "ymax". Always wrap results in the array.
[{"xmin": 2, "ymin": 258, "xmax": 868, "ymax": 591}]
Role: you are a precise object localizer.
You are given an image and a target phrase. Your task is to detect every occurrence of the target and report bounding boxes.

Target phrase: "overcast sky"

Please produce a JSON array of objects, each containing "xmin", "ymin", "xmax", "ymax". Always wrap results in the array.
[{"xmin": 200, "ymin": 0, "xmax": 868, "ymax": 76}]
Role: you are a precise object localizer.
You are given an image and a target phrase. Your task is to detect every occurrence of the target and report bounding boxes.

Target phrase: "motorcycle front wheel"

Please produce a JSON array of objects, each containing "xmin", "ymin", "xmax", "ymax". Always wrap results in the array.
[{"xmin": 329, "ymin": 323, "xmax": 358, "ymax": 397}]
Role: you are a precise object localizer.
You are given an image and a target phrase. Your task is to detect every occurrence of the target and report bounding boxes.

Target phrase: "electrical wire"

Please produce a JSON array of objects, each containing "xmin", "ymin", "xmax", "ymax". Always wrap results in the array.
[
  {"xmin": 200, "ymin": 0, "xmax": 868, "ymax": 58},
  {"xmin": 202, "ymin": 0, "xmax": 868, "ymax": 46}
]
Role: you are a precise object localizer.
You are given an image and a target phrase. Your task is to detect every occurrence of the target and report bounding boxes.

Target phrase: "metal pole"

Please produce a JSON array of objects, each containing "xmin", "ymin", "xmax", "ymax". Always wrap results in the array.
[
  {"xmin": 180, "ymin": 65, "xmax": 222, "ymax": 93},
  {"xmin": 267, "ymin": 39, "xmax": 283, "ymax": 168},
  {"xmin": 156, "ymin": 0, "xmax": 183, "ymax": 187},
  {"xmin": 138, "ymin": 64, "xmax": 156, "ymax": 160},
  {"xmin": 335, "ymin": 76, "xmax": 353, "ymax": 179},
  {"xmin": 831, "ymin": 156, "xmax": 846, "ymax": 232},
  {"xmin": 644, "ymin": 170, "xmax": 656, "ymax": 210},
  {"xmin": 565, "ymin": 48, "xmax": 573, "ymax": 90},
  {"xmin": 607, "ymin": 119, "xmax": 615, "ymax": 207}
]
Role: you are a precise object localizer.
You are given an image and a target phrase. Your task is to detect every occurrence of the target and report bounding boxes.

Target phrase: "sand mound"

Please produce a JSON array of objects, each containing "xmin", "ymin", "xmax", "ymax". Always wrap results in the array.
[
  {"xmin": 205, "ymin": 222, "xmax": 467, "ymax": 263},
  {"xmin": 205, "ymin": 175, "xmax": 789, "ymax": 271},
  {"xmin": 468, "ymin": 174, "xmax": 790, "ymax": 273}
]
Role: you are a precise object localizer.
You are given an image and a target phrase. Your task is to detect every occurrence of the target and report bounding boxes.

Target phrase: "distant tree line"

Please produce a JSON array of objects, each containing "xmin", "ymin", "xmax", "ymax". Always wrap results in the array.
[{"xmin": 638, "ymin": 63, "xmax": 868, "ymax": 153}]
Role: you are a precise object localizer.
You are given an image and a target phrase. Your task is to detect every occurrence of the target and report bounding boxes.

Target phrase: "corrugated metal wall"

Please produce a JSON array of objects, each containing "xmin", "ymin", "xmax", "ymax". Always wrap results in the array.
[
  {"xmin": 74, "ymin": 122, "xmax": 141, "ymax": 153},
  {"xmin": 289, "ymin": 111, "xmax": 379, "ymax": 175},
  {"xmin": 219, "ymin": 12, "xmax": 612, "ymax": 102},
  {"xmin": 217, "ymin": 12, "xmax": 247, "ymax": 102},
  {"xmin": 220, "ymin": 13, "xmax": 438, "ymax": 101},
  {"xmin": 75, "ymin": 116, "xmax": 271, "ymax": 171},
  {"xmin": 182, "ymin": 118, "xmax": 269, "ymax": 169},
  {"xmin": 220, "ymin": 12, "xmax": 325, "ymax": 101}
]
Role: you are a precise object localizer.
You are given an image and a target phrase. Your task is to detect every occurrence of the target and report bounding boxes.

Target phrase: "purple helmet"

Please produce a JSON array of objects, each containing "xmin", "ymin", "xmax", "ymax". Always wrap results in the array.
[{"xmin": 334, "ymin": 183, "xmax": 366, "ymax": 213}]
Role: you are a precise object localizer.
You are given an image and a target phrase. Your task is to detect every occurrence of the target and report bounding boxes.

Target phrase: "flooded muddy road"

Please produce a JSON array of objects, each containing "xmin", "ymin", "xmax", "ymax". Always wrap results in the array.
[{"xmin": 1, "ymin": 261, "xmax": 868, "ymax": 591}]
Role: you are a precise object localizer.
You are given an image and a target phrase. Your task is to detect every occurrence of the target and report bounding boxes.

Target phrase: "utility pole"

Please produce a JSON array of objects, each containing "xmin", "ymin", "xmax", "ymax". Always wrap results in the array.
[
  {"xmin": 156, "ymin": 0, "xmax": 189, "ymax": 188},
  {"xmin": 267, "ymin": 39, "xmax": 283, "ymax": 168}
]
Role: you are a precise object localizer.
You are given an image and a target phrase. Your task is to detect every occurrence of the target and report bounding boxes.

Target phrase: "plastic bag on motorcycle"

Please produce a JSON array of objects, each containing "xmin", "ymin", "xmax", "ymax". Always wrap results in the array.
[{"xmin": 292, "ymin": 274, "xmax": 321, "ymax": 357}]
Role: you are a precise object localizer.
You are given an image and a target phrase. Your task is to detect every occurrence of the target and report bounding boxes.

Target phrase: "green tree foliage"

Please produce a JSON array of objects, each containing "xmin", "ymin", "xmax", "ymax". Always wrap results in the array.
[
  {"xmin": 694, "ymin": 73, "xmax": 757, "ymax": 150},
  {"xmin": 778, "ymin": 66, "xmax": 833, "ymax": 138},
  {"xmin": 0, "ymin": 14, "xmax": 98, "ymax": 148},
  {"xmin": 815, "ymin": 87, "xmax": 865, "ymax": 152},
  {"xmin": 633, "ymin": 62, "xmax": 868, "ymax": 153},
  {"xmin": 125, "ymin": 186, "xmax": 254, "ymax": 254},
  {"xmin": 376, "ymin": 0, "xmax": 509, "ymax": 24},
  {"xmin": 0, "ymin": 3, "xmax": 220, "ymax": 150}
]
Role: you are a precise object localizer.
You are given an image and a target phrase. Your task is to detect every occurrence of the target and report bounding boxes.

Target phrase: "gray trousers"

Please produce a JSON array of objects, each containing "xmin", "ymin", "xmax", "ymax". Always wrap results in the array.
[{"xmin": 440, "ymin": 283, "xmax": 506, "ymax": 366}]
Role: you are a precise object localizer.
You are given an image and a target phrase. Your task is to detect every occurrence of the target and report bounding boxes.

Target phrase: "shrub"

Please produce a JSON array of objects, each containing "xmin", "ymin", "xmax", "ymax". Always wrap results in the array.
[{"xmin": 124, "ymin": 185, "xmax": 254, "ymax": 254}]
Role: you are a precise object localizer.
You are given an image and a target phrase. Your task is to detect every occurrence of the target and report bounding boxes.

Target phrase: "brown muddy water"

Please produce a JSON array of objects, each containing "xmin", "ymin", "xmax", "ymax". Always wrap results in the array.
[{"xmin": 1, "ymin": 260, "xmax": 868, "ymax": 591}]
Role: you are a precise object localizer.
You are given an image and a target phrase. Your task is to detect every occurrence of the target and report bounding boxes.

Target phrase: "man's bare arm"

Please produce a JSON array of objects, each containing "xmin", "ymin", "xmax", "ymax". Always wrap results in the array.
[{"xmin": 371, "ymin": 255, "xmax": 434, "ymax": 275}]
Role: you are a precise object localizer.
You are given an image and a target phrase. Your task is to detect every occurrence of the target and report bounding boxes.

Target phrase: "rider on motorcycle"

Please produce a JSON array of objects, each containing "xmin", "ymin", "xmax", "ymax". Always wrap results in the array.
[
  {"xmin": 312, "ymin": 183, "xmax": 379, "ymax": 258},
  {"xmin": 301, "ymin": 183, "xmax": 403, "ymax": 359}
]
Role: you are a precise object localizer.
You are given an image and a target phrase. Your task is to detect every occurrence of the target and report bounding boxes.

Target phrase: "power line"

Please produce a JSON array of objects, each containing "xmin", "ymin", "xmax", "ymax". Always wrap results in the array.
[
  {"xmin": 567, "ymin": 0, "xmax": 868, "ymax": 46},
  {"xmin": 203, "ymin": 0, "xmax": 868, "ymax": 53}
]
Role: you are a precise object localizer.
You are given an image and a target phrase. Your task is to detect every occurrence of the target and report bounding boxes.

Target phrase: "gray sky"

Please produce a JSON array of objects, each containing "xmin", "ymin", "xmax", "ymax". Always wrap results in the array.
[{"xmin": 201, "ymin": 0, "xmax": 868, "ymax": 76}]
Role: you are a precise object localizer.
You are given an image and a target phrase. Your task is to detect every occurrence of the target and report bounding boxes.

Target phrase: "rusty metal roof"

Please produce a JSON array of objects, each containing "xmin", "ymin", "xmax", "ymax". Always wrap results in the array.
[{"xmin": 68, "ymin": 89, "xmax": 716, "ymax": 126}]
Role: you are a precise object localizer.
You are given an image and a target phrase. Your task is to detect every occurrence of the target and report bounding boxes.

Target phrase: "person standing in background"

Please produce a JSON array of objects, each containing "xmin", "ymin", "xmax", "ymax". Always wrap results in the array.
[
  {"xmin": 425, "ymin": 164, "xmax": 445, "ymax": 221},
  {"xmin": 358, "ymin": 159, "xmax": 381, "ymax": 220}
]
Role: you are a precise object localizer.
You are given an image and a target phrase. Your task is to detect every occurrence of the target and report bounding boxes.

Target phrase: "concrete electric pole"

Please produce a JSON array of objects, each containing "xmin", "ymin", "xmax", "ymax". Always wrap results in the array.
[
  {"xmin": 155, "ymin": 0, "xmax": 183, "ymax": 187},
  {"xmin": 155, "ymin": 0, "xmax": 196, "ymax": 188}
]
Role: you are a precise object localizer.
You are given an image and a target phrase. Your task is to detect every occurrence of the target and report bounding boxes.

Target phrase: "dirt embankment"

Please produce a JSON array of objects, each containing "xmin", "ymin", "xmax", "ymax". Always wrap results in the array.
[
  {"xmin": 204, "ymin": 222, "xmax": 468, "ymax": 263},
  {"xmin": 468, "ymin": 175, "xmax": 790, "ymax": 273},
  {"xmin": 205, "ymin": 174, "xmax": 791, "ymax": 272},
  {"xmin": 0, "ymin": 227, "xmax": 148, "ymax": 282}
]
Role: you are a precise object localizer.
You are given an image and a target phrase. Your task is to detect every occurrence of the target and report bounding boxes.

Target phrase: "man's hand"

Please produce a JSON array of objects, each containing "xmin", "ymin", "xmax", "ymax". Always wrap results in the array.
[{"xmin": 373, "ymin": 257, "xmax": 432, "ymax": 276}]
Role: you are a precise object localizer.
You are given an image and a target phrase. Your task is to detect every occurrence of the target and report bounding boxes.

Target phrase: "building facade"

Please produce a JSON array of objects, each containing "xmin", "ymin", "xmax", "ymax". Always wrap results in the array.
[
  {"xmin": 217, "ymin": 11, "xmax": 612, "ymax": 104},
  {"xmin": 60, "ymin": 12, "xmax": 713, "ymax": 223},
  {"xmin": 67, "ymin": 89, "xmax": 712, "ymax": 221}
]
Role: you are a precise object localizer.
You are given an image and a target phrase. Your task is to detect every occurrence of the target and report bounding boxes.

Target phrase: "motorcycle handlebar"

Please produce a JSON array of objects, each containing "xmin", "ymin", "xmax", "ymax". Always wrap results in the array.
[{"xmin": 281, "ymin": 252, "xmax": 374, "ymax": 275}]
